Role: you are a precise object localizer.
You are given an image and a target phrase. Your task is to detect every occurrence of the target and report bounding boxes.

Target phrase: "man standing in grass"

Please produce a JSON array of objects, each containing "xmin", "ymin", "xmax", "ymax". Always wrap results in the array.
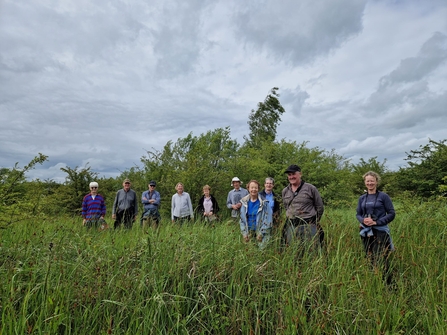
[
  {"xmin": 259, "ymin": 177, "xmax": 281, "ymax": 231},
  {"xmin": 112, "ymin": 178, "xmax": 138, "ymax": 229},
  {"xmin": 282, "ymin": 165, "xmax": 325, "ymax": 248},
  {"xmin": 226, "ymin": 177, "xmax": 249, "ymax": 221},
  {"xmin": 82, "ymin": 181, "xmax": 106, "ymax": 228},
  {"xmin": 141, "ymin": 180, "xmax": 161, "ymax": 228}
]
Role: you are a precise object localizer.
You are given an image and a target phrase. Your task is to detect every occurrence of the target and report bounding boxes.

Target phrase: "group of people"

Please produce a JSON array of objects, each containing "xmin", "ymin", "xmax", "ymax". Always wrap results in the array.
[{"xmin": 82, "ymin": 165, "xmax": 396, "ymax": 281}]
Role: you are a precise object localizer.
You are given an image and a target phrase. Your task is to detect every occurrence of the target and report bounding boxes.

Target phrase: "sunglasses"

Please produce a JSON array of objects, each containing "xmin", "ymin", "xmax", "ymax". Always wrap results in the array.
[
  {"xmin": 124, "ymin": 182, "xmax": 130, "ymax": 185},
  {"xmin": 91, "ymin": 187, "xmax": 98, "ymax": 189}
]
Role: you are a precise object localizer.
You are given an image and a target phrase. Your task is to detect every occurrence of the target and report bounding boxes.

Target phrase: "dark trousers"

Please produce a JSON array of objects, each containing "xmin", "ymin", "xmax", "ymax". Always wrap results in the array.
[
  {"xmin": 173, "ymin": 216, "xmax": 191, "ymax": 225},
  {"xmin": 282, "ymin": 216, "xmax": 324, "ymax": 248},
  {"xmin": 114, "ymin": 210, "xmax": 135, "ymax": 229},
  {"xmin": 361, "ymin": 229, "xmax": 393, "ymax": 284}
]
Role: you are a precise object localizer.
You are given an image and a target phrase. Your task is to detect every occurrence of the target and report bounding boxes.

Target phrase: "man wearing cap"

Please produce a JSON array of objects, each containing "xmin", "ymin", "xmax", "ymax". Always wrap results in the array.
[
  {"xmin": 282, "ymin": 165, "xmax": 325, "ymax": 247},
  {"xmin": 82, "ymin": 181, "xmax": 106, "ymax": 228},
  {"xmin": 112, "ymin": 178, "xmax": 138, "ymax": 229},
  {"xmin": 226, "ymin": 177, "xmax": 249, "ymax": 220},
  {"xmin": 140, "ymin": 180, "xmax": 161, "ymax": 227}
]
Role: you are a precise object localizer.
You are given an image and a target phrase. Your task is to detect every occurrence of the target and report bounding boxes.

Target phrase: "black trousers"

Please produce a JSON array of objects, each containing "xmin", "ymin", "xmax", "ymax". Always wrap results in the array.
[
  {"xmin": 173, "ymin": 216, "xmax": 191, "ymax": 225},
  {"xmin": 114, "ymin": 210, "xmax": 135, "ymax": 229},
  {"xmin": 360, "ymin": 229, "xmax": 393, "ymax": 284}
]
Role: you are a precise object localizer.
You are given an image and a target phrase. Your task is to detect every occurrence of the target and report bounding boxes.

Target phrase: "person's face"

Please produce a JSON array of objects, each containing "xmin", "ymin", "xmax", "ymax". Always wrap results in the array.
[
  {"xmin": 123, "ymin": 182, "xmax": 131, "ymax": 191},
  {"xmin": 287, "ymin": 171, "xmax": 301, "ymax": 185},
  {"xmin": 203, "ymin": 188, "xmax": 210, "ymax": 197},
  {"xmin": 248, "ymin": 182, "xmax": 259, "ymax": 197},
  {"xmin": 233, "ymin": 181, "xmax": 241, "ymax": 189},
  {"xmin": 176, "ymin": 184, "xmax": 184, "ymax": 193},
  {"xmin": 264, "ymin": 180, "xmax": 274, "ymax": 192},
  {"xmin": 149, "ymin": 184, "xmax": 156, "ymax": 191},
  {"xmin": 90, "ymin": 186, "xmax": 98, "ymax": 194},
  {"xmin": 364, "ymin": 175, "xmax": 377, "ymax": 192}
]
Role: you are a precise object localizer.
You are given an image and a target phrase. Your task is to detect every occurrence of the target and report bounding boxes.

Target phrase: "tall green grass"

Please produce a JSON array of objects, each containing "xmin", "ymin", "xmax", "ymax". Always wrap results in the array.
[{"xmin": 1, "ymin": 200, "xmax": 446, "ymax": 334}]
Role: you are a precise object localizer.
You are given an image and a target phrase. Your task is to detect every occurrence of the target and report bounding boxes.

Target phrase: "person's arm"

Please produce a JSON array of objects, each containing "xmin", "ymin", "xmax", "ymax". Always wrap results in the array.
[
  {"xmin": 141, "ymin": 191, "xmax": 150, "ymax": 204},
  {"xmin": 153, "ymin": 192, "xmax": 161, "ymax": 206},
  {"xmin": 197, "ymin": 196, "xmax": 204, "ymax": 215},
  {"xmin": 171, "ymin": 194, "xmax": 175, "ymax": 221},
  {"xmin": 239, "ymin": 203, "xmax": 248, "ymax": 240},
  {"xmin": 356, "ymin": 196, "xmax": 365, "ymax": 224},
  {"xmin": 82, "ymin": 196, "xmax": 88, "ymax": 219},
  {"xmin": 133, "ymin": 191, "xmax": 138, "ymax": 220},
  {"xmin": 100, "ymin": 195, "xmax": 106, "ymax": 218},
  {"xmin": 112, "ymin": 191, "xmax": 119, "ymax": 219},
  {"xmin": 187, "ymin": 194, "xmax": 194, "ymax": 219},
  {"xmin": 375, "ymin": 193, "xmax": 395, "ymax": 226},
  {"xmin": 226, "ymin": 191, "xmax": 233, "ymax": 209},
  {"xmin": 260, "ymin": 202, "xmax": 273, "ymax": 234},
  {"xmin": 313, "ymin": 187, "xmax": 324, "ymax": 219}
]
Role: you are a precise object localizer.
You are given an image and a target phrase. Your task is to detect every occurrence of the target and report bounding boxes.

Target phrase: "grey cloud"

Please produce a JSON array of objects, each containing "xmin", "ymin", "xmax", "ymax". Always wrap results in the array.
[
  {"xmin": 280, "ymin": 87, "xmax": 310, "ymax": 116},
  {"xmin": 379, "ymin": 32, "xmax": 447, "ymax": 88},
  {"xmin": 232, "ymin": 0, "xmax": 367, "ymax": 65}
]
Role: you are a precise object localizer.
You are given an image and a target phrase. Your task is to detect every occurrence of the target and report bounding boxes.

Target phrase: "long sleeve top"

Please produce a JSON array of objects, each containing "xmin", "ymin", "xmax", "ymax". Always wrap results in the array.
[
  {"xmin": 282, "ymin": 182, "xmax": 324, "ymax": 221},
  {"xmin": 112, "ymin": 189, "xmax": 138, "ymax": 215},
  {"xmin": 82, "ymin": 194, "xmax": 106, "ymax": 220},
  {"xmin": 142, "ymin": 190, "xmax": 161, "ymax": 211},
  {"xmin": 171, "ymin": 192, "xmax": 194, "ymax": 220},
  {"xmin": 226, "ymin": 187, "xmax": 249, "ymax": 217},
  {"xmin": 356, "ymin": 191, "xmax": 395, "ymax": 227}
]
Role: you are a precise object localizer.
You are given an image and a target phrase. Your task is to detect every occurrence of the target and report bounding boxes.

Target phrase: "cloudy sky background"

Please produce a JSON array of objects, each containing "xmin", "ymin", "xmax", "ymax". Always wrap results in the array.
[{"xmin": 1, "ymin": 0, "xmax": 446, "ymax": 182}]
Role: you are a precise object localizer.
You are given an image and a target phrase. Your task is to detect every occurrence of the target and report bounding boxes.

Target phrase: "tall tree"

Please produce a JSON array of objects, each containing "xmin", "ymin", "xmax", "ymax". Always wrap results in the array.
[
  {"xmin": 395, "ymin": 139, "xmax": 447, "ymax": 197},
  {"xmin": 245, "ymin": 87, "xmax": 286, "ymax": 149},
  {"xmin": 0, "ymin": 153, "xmax": 48, "ymax": 227}
]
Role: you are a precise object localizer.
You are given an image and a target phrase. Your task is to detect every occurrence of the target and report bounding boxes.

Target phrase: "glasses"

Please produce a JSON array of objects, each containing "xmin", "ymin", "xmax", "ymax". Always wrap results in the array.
[
  {"xmin": 150, "ymin": 185, "xmax": 155, "ymax": 187},
  {"xmin": 91, "ymin": 187, "xmax": 97, "ymax": 189},
  {"xmin": 124, "ymin": 182, "xmax": 130, "ymax": 185}
]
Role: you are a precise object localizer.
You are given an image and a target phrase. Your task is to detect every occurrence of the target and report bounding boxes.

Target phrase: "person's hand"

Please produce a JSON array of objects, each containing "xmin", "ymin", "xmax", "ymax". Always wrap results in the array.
[
  {"xmin": 83, "ymin": 219, "xmax": 86, "ymax": 226},
  {"xmin": 244, "ymin": 235, "xmax": 250, "ymax": 243},
  {"xmin": 257, "ymin": 235, "xmax": 263, "ymax": 242},
  {"xmin": 363, "ymin": 217, "xmax": 376, "ymax": 226},
  {"xmin": 112, "ymin": 214, "xmax": 116, "ymax": 220}
]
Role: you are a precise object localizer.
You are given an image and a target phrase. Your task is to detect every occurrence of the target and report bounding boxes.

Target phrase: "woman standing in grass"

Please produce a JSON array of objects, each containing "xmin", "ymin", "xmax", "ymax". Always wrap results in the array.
[
  {"xmin": 356, "ymin": 171, "xmax": 395, "ymax": 284},
  {"xmin": 171, "ymin": 182, "xmax": 194, "ymax": 224},
  {"xmin": 197, "ymin": 185, "xmax": 220, "ymax": 222},
  {"xmin": 240, "ymin": 180, "xmax": 272, "ymax": 249}
]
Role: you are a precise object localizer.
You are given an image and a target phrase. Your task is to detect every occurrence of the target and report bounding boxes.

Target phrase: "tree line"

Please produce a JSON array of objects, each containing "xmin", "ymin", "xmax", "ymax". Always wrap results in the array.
[{"xmin": 1, "ymin": 88, "xmax": 446, "ymax": 227}]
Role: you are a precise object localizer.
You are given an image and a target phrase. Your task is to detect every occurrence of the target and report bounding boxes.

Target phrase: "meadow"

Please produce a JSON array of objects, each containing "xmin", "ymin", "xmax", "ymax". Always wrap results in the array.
[{"xmin": 1, "ymin": 199, "xmax": 446, "ymax": 334}]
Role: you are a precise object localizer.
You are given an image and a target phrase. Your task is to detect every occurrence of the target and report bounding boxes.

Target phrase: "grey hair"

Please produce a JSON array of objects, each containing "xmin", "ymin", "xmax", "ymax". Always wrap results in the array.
[{"xmin": 265, "ymin": 177, "xmax": 274, "ymax": 184}]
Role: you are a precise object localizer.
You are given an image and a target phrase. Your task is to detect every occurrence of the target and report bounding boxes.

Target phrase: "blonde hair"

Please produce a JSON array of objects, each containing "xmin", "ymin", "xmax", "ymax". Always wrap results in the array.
[
  {"xmin": 363, "ymin": 171, "xmax": 381, "ymax": 184},
  {"xmin": 203, "ymin": 185, "xmax": 211, "ymax": 192},
  {"xmin": 175, "ymin": 182, "xmax": 184, "ymax": 190}
]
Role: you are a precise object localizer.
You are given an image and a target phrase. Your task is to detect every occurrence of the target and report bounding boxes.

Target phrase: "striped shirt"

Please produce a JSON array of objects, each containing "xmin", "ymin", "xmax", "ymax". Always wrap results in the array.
[{"xmin": 82, "ymin": 194, "xmax": 106, "ymax": 220}]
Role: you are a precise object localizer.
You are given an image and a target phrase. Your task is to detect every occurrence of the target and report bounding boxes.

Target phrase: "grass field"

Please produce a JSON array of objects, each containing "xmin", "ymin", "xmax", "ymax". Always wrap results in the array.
[{"xmin": 1, "ymin": 200, "xmax": 446, "ymax": 334}]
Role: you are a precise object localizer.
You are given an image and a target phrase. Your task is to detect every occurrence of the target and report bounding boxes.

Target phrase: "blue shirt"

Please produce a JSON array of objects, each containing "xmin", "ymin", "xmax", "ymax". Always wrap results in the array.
[
  {"xmin": 247, "ymin": 199, "xmax": 260, "ymax": 231},
  {"xmin": 264, "ymin": 192, "xmax": 274, "ymax": 211}
]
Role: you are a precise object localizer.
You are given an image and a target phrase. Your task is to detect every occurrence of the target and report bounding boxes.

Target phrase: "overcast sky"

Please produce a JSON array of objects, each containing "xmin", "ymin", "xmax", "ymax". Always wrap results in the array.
[{"xmin": 1, "ymin": 0, "xmax": 446, "ymax": 182}]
